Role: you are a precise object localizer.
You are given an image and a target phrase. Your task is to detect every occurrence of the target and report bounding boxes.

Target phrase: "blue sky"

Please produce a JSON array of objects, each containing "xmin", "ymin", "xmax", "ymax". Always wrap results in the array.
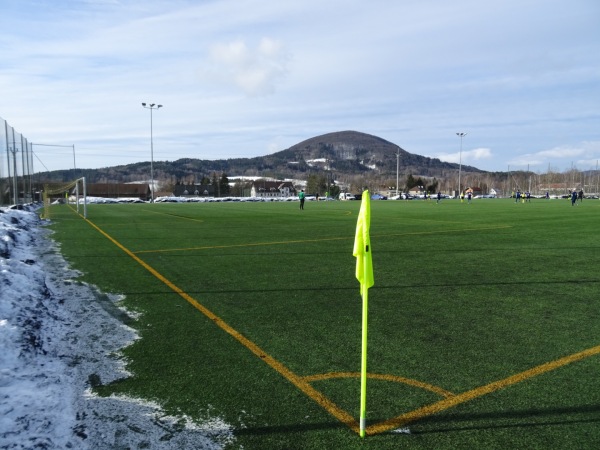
[{"xmin": 1, "ymin": 0, "xmax": 599, "ymax": 174}]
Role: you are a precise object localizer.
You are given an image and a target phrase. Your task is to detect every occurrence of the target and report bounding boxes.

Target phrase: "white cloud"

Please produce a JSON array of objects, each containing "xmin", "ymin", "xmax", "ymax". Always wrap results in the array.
[
  {"xmin": 207, "ymin": 37, "xmax": 289, "ymax": 97},
  {"xmin": 507, "ymin": 155, "xmax": 545, "ymax": 169},
  {"xmin": 434, "ymin": 148, "xmax": 493, "ymax": 165},
  {"xmin": 535, "ymin": 146, "xmax": 586, "ymax": 159},
  {"xmin": 468, "ymin": 148, "xmax": 493, "ymax": 161},
  {"xmin": 507, "ymin": 141, "xmax": 600, "ymax": 170},
  {"xmin": 0, "ymin": 0, "xmax": 598, "ymax": 172}
]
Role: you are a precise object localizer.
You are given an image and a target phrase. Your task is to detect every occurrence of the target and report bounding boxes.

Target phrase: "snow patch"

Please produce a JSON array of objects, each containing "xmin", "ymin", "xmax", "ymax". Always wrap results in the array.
[{"xmin": 0, "ymin": 207, "xmax": 235, "ymax": 449}]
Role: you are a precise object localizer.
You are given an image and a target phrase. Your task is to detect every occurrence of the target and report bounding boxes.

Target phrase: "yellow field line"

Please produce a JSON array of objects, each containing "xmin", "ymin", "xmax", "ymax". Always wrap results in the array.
[
  {"xmin": 139, "ymin": 208, "xmax": 205, "ymax": 223},
  {"xmin": 134, "ymin": 225, "xmax": 512, "ymax": 254},
  {"xmin": 82, "ymin": 216, "xmax": 360, "ymax": 434},
  {"xmin": 382, "ymin": 224, "xmax": 512, "ymax": 238},
  {"xmin": 133, "ymin": 236, "xmax": 350, "ymax": 254},
  {"xmin": 79, "ymin": 212, "xmax": 599, "ymax": 438},
  {"xmin": 366, "ymin": 343, "xmax": 600, "ymax": 435},
  {"xmin": 302, "ymin": 372, "xmax": 455, "ymax": 398}
]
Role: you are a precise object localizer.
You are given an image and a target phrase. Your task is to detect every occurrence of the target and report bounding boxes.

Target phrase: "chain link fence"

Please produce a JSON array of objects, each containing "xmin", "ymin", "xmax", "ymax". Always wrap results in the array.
[{"xmin": 1, "ymin": 116, "xmax": 35, "ymax": 206}]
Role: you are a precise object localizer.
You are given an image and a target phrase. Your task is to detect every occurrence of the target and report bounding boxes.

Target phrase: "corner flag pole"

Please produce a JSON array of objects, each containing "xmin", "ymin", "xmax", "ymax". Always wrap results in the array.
[
  {"xmin": 353, "ymin": 190, "xmax": 374, "ymax": 438},
  {"xmin": 359, "ymin": 265, "xmax": 369, "ymax": 438}
]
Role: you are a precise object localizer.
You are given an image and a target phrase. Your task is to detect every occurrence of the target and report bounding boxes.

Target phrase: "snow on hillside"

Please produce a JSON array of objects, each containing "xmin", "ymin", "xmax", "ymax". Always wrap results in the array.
[{"xmin": 0, "ymin": 206, "xmax": 235, "ymax": 449}]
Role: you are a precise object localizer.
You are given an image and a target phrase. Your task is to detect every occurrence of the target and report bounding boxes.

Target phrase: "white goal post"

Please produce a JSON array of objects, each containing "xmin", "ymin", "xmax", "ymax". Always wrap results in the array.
[{"xmin": 42, "ymin": 176, "xmax": 87, "ymax": 219}]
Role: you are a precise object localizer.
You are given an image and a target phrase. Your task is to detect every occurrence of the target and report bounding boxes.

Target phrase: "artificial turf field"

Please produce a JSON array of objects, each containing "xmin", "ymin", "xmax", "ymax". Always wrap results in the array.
[{"xmin": 48, "ymin": 197, "xmax": 600, "ymax": 449}]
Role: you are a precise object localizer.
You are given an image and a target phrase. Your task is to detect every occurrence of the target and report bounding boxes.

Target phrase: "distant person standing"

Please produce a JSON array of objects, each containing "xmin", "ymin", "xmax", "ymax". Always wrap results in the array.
[
  {"xmin": 578, "ymin": 189, "xmax": 584, "ymax": 202},
  {"xmin": 299, "ymin": 189, "xmax": 305, "ymax": 210},
  {"xmin": 467, "ymin": 191, "xmax": 472, "ymax": 204},
  {"xmin": 571, "ymin": 190, "xmax": 578, "ymax": 206},
  {"xmin": 437, "ymin": 192, "xmax": 442, "ymax": 204}
]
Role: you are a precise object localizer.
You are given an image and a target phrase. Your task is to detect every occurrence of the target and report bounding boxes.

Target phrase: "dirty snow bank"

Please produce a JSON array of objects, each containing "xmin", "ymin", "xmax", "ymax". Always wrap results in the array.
[{"xmin": 0, "ymin": 207, "xmax": 235, "ymax": 449}]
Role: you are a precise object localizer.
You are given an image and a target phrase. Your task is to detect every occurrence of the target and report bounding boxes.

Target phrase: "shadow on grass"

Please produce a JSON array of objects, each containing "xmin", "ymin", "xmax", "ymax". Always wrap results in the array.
[
  {"xmin": 216, "ymin": 405, "xmax": 600, "ymax": 438},
  {"xmin": 234, "ymin": 421, "xmax": 348, "ymax": 436},
  {"xmin": 110, "ymin": 277, "xmax": 600, "ymax": 297},
  {"xmin": 410, "ymin": 404, "xmax": 600, "ymax": 435}
]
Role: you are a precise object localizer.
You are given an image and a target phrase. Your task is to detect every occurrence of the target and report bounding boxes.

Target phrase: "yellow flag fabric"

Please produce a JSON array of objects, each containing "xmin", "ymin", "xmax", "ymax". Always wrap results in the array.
[{"xmin": 353, "ymin": 190, "xmax": 374, "ymax": 295}]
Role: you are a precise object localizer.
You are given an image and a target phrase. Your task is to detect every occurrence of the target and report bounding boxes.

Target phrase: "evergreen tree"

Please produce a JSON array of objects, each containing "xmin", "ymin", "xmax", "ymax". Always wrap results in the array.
[
  {"xmin": 428, "ymin": 178, "xmax": 439, "ymax": 194},
  {"xmin": 211, "ymin": 172, "xmax": 219, "ymax": 196},
  {"xmin": 219, "ymin": 172, "xmax": 230, "ymax": 196},
  {"xmin": 306, "ymin": 174, "xmax": 327, "ymax": 195},
  {"xmin": 405, "ymin": 174, "xmax": 417, "ymax": 191}
]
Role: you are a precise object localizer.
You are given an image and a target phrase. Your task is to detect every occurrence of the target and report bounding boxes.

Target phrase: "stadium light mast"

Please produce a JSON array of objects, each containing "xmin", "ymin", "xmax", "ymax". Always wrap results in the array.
[
  {"xmin": 142, "ymin": 102, "xmax": 162, "ymax": 203},
  {"xmin": 456, "ymin": 132, "xmax": 467, "ymax": 197},
  {"xmin": 396, "ymin": 146, "xmax": 400, "ymax": 197}
]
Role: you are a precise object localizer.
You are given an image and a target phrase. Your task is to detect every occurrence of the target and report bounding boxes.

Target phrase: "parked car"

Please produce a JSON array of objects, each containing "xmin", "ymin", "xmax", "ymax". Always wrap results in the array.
[
  {"xmin": 371, "ymin": 194, "xmax": 387, "ymax": 200},
  {"xmin": 390, "ymin": 193, "xmax": 413, "ymax": 200}
]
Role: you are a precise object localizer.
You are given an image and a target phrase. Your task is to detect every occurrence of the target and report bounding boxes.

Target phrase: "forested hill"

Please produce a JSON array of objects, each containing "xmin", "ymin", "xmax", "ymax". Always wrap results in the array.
[{"xmin": 40, "ymin": 130, "xmax": 484, "ymax": 184}]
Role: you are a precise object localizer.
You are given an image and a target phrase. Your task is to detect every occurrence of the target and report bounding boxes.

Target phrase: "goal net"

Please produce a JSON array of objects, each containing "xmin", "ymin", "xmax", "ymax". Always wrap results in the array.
[{"xmin": 42, "ymin": 177, "xmax": 87, "ymax": 219}]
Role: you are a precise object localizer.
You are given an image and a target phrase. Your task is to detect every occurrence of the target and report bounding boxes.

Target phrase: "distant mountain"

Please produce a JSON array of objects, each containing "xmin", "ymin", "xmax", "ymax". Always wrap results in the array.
[
  {"xmin": 280, "ymin": 130, "xmax": 482, "ymax": 176},
  {"xmin": 39, "ymin": 130, "xmax": 484, "ymax": 184}
]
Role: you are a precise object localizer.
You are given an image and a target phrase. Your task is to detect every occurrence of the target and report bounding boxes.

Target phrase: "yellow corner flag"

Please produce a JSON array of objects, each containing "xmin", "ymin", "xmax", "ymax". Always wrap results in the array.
[
  {"xmin": 353, "ymin": 190, "xmax": 374, "ymax": 295},
  {"xmin": 353, "ymin": 190, "xmax": 374, "ymax": 438}
]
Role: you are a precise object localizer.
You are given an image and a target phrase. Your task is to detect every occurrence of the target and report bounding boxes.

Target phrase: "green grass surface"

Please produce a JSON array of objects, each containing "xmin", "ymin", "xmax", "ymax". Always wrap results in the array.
[{"xmin": 47, "ymin": 198, "xmax": 600, "ymax": 449}]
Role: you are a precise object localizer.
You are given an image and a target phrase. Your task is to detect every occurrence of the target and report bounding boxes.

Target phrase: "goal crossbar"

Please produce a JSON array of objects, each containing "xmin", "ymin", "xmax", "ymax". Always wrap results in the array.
[{"xmin": 42, "ymin": 176, "xmax": 87, "ymax": 219}]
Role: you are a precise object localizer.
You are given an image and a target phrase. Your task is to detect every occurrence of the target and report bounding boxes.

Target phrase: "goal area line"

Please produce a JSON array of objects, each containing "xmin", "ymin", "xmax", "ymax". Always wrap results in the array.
[{"xmin": 74, "ymin": 210, "xmax": 600, "ymax": 437}]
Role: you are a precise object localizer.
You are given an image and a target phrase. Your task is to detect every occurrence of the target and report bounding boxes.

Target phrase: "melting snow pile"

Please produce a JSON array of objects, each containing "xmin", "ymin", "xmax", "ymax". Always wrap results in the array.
[{"xmin": 0, "ymin": 207, "xmax": 235, "ymax": 449}]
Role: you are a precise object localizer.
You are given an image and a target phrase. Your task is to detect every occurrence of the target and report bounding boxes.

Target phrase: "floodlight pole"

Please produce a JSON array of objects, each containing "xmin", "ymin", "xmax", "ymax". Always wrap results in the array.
[
  {"xmin": 456, "ymin": 132, "xmax": 467, "ymax": 197},
  {"xmin": 396, "ymin": 147, "xmax": 400, "ymax": 197},
  {"xmin": 142, "ymin": 102, "xmax": 162, "ymax": 203}
]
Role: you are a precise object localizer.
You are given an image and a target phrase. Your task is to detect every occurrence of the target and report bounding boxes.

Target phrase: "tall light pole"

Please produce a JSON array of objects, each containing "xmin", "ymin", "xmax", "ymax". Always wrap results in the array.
[
  {"xmin": 142, "ymin": 102, "xmax": 162, "ymax": 202},
  {"xmin": 456, "ymin": 132, "xmax": 467, "ymax": 197},
  {"xmin": 396, "ymin": 146, "xmax": 400, "ymax": 197}
]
